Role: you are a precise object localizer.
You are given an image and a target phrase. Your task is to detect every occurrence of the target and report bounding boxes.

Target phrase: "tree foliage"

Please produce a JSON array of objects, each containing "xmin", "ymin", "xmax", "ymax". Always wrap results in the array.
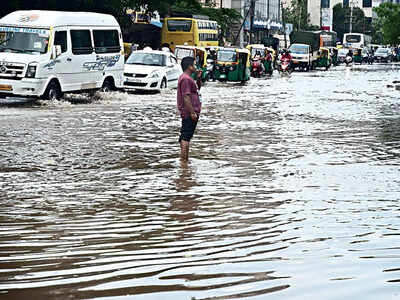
[
  {"xmin": 282, "ymin": 0, "xmax": 318, "ymax": 31},
  {"xmin": 0, "ymin": 0, "xmax": 241, "ymax": 42},
  {"xmin": 332, "ymin": 3, "xmax": 370, "ymax": 43},
  {"xmin": 373, "ymin": 3, "xmax": 400, "ymax": 45}
]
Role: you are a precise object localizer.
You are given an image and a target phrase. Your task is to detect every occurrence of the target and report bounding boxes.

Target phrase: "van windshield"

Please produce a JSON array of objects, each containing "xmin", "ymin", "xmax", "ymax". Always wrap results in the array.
[{"xmin": 0, "ymin": 26, "xmax": 50, "ymax": 54}]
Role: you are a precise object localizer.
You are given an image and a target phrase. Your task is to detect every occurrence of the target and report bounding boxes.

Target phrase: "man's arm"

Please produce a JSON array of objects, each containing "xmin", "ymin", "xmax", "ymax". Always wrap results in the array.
[{"xmin": 183, "ymin": 94, "xmax": 198, "ymax": 122}]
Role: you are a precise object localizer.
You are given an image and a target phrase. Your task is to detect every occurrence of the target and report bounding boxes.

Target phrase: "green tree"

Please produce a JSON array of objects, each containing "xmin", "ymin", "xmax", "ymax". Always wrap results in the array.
[
  {"xmin": 373, "ymin": 2, "xmax": 400, "ymax": 45},
  {"xmin": 282, "ymin": 0, "xmax": 318, "ymax": 31},
  {"xmin": 333, "ymin": 3, "xmax": 369, "ymax": 43}
]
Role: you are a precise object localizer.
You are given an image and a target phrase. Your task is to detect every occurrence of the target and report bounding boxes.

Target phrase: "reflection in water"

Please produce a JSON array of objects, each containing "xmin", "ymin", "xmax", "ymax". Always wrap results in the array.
[{"xmin": 0, "ymin": 64, "xmax": 400, "ymax": 300}]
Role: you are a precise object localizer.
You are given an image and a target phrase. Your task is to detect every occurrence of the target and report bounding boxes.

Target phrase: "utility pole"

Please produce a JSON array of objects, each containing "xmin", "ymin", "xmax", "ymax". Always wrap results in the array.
[
  {"xmin": 281, "ymin": 0, "xmax": 287, "ymax": 48},
  {"xmin": 249, "ymin": 0, "xmax": 256, "ymax": 44},
  {"xmin": 298, "ymin": 0, "xmax": 301, "ymax": 30}
]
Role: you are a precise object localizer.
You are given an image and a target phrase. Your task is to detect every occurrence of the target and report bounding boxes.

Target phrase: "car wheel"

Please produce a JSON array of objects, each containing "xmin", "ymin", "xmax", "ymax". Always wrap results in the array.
[
  {"xmin": 43, "ymin": 81, "xmax": 62, "ymax": 101},
  {"xmin": 101, "ymin": 79, "xmax": 114, "ymax": 92},
  {"xmin": 160, "ymin": 78, "xmax": 167, "ymax": 89}
]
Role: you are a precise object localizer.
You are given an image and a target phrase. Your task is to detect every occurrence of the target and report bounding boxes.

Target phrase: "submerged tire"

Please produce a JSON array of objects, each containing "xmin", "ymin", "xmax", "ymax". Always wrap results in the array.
[
  {"xmin": 43, "ymin": 81, "xmax": 62, "ymax": 101},
  {"xmin": 101, "ymin": 79, "xmax": 114, "ymax": 92}
]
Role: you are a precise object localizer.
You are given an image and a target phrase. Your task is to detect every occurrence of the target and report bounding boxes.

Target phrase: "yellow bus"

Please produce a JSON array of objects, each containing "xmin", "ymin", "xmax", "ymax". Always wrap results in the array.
[{"xmin": 161, "ymin": 17, "xmax": 218, "ymax": 52}]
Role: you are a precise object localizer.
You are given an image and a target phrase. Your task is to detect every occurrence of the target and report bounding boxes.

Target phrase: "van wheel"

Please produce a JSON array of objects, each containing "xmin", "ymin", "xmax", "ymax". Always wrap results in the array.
[
  {"xmin": 43, "ymin": 81, "xmax": 61, "ymax": 100},
  {"xmin": 160, "ymin": 78, "xmax": 167, "ymax": 89},
  {"xmin": 101, "ymin": 79, "xmax": 114, "ymax": 92}
]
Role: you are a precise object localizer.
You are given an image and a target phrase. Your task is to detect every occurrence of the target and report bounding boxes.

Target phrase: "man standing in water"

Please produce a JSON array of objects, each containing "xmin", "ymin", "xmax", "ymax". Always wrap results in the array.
[{"xmin": 177, "ymin": 57, "xmax": 202, "ymax": 162}]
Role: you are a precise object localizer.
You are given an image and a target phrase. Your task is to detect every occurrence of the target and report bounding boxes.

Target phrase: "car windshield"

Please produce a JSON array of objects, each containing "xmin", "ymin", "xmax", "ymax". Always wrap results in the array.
[
  {"xmin": 0, "ymin": 26, "xmax": 50, "ymax": 54},
  {"xmin": 126, "ymin": 52, "xmax": 167, "ymax": 66},
  {"xmin": 375, "ymin": 48, "xmax": 387, "ymax": 54},
  {"xmin": 217, "ymin": 50, "xmax": 237, "ymax": 62},
  {"xmin": 289, "ymin": 45, "xmax": 308, "ymax": 54}
]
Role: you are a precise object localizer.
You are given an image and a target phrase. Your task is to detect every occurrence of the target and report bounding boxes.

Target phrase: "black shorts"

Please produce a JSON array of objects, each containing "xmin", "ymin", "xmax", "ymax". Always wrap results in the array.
[{"xmin": 179, "ymin": 116, "xmax": 198, "ymax": 142}]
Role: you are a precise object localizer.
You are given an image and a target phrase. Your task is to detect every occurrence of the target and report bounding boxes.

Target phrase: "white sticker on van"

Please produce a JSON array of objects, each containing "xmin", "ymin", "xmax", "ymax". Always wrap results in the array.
[
  {"xmin": 0, "ymin": 26, "xmax": 50, "ymax": 36},
  {"xmin": 34, "ymin": 42, "xmax": 42, "ymax": 49}
]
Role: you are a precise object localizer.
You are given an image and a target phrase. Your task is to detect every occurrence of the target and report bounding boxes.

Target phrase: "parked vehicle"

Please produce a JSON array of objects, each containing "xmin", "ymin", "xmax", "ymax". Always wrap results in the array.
[
  {"xmin": 214, "ymin": 47, "xmax": 250, "ymax": 82},
  {"xmin": 0, "ymin": 10, "xmax": 124, "ymax": 101},
  {"xmin": 374, "ymin": 47, "xmax": 393, "ymax": 63},
  {"xmin": 123, "ymin": 50, "xmax": 182, "ymax": 92},
  {"xmin": 174, "ymin": 45, "xmax": 208, "ymax": 82}
]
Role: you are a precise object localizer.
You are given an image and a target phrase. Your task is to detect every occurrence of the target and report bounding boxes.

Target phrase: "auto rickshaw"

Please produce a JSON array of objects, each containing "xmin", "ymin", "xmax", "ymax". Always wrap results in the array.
[
  {"xmin": 214, "ymin": 47, "xmax": 250, "ymax": 82},
  {"xmin": 353, "ymin": 47, "xmax": 363, "ymax": 64},
  {"xmin": 174, "ymin": 45, "xmax": 208, "ymax": 82},
  {"xmin": 316, "ymin": 47, "xmax": 331, "ymax": 70}
]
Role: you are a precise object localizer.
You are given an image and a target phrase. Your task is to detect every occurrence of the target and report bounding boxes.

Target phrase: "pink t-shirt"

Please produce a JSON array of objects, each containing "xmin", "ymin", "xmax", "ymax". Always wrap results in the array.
[{"xmin": 177, "ymin": 72, "xmax": 201, "ymax": 119}]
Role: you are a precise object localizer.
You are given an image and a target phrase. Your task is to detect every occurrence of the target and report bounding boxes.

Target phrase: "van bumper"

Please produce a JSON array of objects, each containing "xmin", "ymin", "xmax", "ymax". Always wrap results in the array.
[{"xmin": 0, "ymin": 78, "xmax": 47, "ymax": 98}]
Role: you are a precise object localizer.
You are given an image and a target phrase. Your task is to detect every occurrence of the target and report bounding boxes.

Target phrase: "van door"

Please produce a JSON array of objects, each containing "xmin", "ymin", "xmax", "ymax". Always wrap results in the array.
[
  {"xmin": 53, "ymin": 29, "xmax": 71, "ymax": 91},
  {"xmin": 64, "ymin": 29, "xmax": 98, "ymax": 91}
]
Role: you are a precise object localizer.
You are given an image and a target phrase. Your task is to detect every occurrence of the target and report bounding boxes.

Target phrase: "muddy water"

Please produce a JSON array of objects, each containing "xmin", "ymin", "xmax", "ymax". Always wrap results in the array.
[{"xmin": 1, "ymin": 64, "xmax": 400, "ymax": 300}]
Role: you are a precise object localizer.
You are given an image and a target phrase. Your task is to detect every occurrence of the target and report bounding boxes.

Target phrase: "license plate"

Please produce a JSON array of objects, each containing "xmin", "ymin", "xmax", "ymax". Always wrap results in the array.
[
  {"xmin": 127, "ymin": 78, "xmax": 141, "ymax": 83},
  {"xmin": 0, "ymin": 84, "xmax": 12, "ymax": 91},
  {"xmin": 220, "ymin": 74, "xmax": 226, "ymax": 78}
]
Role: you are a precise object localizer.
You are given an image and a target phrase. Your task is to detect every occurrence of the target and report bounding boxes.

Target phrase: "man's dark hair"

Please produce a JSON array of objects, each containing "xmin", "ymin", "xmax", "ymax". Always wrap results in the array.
[{"xmin": 181, "ymin": 56, "xmax": 195, "ymax": 71}]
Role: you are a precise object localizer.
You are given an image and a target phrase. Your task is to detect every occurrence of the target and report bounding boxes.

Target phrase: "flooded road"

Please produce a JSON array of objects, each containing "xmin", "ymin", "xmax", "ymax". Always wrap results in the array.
[{"xmin": 1, "ymin": 64, "xmax": 400, "ymax": 300}]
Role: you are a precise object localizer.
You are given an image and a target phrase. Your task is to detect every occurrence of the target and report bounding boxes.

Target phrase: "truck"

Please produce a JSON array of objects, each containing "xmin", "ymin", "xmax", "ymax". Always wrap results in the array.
[{"xmin": 289, "ymin": 31, "xmax": 321, "ymax": 71}]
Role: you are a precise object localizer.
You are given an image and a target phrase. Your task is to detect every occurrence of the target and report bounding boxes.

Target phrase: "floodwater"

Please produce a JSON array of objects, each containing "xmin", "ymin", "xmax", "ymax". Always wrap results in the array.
[{"xmin": 1, "ymin": 64, "xmax": 400, "ymax": 300}]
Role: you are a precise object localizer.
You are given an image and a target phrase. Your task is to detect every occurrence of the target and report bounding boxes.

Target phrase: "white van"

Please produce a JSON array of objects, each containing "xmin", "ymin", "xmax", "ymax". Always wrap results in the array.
[{"xmin": 0, "ymin": 10, "xmax": 124, "ymax": 100}]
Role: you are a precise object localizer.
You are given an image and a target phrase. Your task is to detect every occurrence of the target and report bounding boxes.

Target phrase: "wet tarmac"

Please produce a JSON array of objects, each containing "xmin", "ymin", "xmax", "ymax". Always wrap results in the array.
[{"xmin": 1, "ymin": 63, "xmax": 400, "ymax": 300}]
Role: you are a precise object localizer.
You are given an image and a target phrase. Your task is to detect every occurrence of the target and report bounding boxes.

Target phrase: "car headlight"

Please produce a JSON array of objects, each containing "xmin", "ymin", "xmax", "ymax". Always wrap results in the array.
[
  {"xmin": 148, "ymin": 71, "xmax": 160, "ymax": 78},
  {"xmin": 26, "ymin": 63, "xmax": 38, "ymax": 78}
]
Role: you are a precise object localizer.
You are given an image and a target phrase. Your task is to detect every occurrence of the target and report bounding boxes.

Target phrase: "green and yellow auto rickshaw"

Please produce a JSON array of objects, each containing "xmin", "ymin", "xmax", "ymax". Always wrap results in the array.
[
  {"xmin": 174, "ymin": 45, "xmax": 208, "ymax": 82},
  {"xmin": 214, "ymin": 47, "xmax": 250, "ymax": 82},
  {"xmin": 353, "ymin": 47, "xmax": 363, "ymax": 64},
  {"xmin": 316, "ymin": 47, "xmax": 331, "ymax": 70}
]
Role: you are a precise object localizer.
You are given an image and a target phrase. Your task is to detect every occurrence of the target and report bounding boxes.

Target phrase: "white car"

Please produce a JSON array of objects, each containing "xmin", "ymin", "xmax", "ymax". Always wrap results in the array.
[{"xmin": 123, "ymin": 50, "xmax": 182, "ymax": 92}]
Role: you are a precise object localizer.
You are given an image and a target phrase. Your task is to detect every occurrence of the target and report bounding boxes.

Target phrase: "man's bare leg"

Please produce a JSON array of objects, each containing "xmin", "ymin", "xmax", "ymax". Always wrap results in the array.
[{"xmin": 180, "ymin": 140, "xmax": 190, "ymax": 161}]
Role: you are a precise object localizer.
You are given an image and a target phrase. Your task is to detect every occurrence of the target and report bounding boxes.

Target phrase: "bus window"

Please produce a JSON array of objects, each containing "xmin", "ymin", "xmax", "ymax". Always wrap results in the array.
[{"xmin": 167, "ymin": 20, "xmax": 192, "ymax": 32}]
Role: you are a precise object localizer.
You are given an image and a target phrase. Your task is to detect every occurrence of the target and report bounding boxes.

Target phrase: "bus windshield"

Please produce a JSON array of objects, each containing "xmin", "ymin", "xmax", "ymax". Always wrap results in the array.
[
  {"xmin": 0, "ymin": 26, "xmax": 50, "ymax": 54},
  {"xmin": 346, "ymin": 35, "xmax": 361, "ymax": 43},
  {"xmin": 167, "ymin": 20, "xmax": 192, "ymax": 32},
  {"xmin": 126, "ymin": 52, "xmax": 167, "ymax": 66},
  {"xmin": 217, "ymin": 50, "xmax": 237, "ymax": 62}
]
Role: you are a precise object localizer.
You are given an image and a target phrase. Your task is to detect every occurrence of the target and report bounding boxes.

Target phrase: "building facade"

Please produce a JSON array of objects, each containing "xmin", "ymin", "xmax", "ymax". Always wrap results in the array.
[
  {"xmin": 198, "ymin": 0, "xmax": 233, "ymax": 8},
  {"xmin": 307, "ymin": 0, "xmax": 397, "ymax": 31},
  {"xmin": 230, "ymin": 0, "xmax": 283, "ymax": 46}
]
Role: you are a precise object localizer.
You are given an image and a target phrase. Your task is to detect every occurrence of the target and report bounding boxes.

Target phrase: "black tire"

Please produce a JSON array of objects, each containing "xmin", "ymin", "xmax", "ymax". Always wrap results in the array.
[
  {"xmin": 160, "ymin": 78, "xmax": 167, "ymax": 89},
  {"xmin": 43, "ymin": 81, "xmax": 61, "ymax": 101},
  {"xmin": 101, "ymin": 79, "xmax": 114, "ymax": 92}
]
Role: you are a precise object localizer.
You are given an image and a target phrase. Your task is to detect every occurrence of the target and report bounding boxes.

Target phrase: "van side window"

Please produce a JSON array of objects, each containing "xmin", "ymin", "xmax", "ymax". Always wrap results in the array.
[
  {"xmin": 93, "ymin": 30, "xmax": 120, "ymax": 54},
  {"xmin": 54, "ymin": 31, "xmax": 67, "ymax": 53},
  {"xmin": 71, "ymin": 30, "xmax": 93, "ymax": 55}
]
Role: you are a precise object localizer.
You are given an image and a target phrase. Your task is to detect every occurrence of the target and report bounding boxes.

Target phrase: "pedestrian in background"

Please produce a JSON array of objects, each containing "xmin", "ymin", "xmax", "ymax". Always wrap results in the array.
[{"xmin": 177, "ymin": 57, "xmax": 202, "ymax": 162}]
